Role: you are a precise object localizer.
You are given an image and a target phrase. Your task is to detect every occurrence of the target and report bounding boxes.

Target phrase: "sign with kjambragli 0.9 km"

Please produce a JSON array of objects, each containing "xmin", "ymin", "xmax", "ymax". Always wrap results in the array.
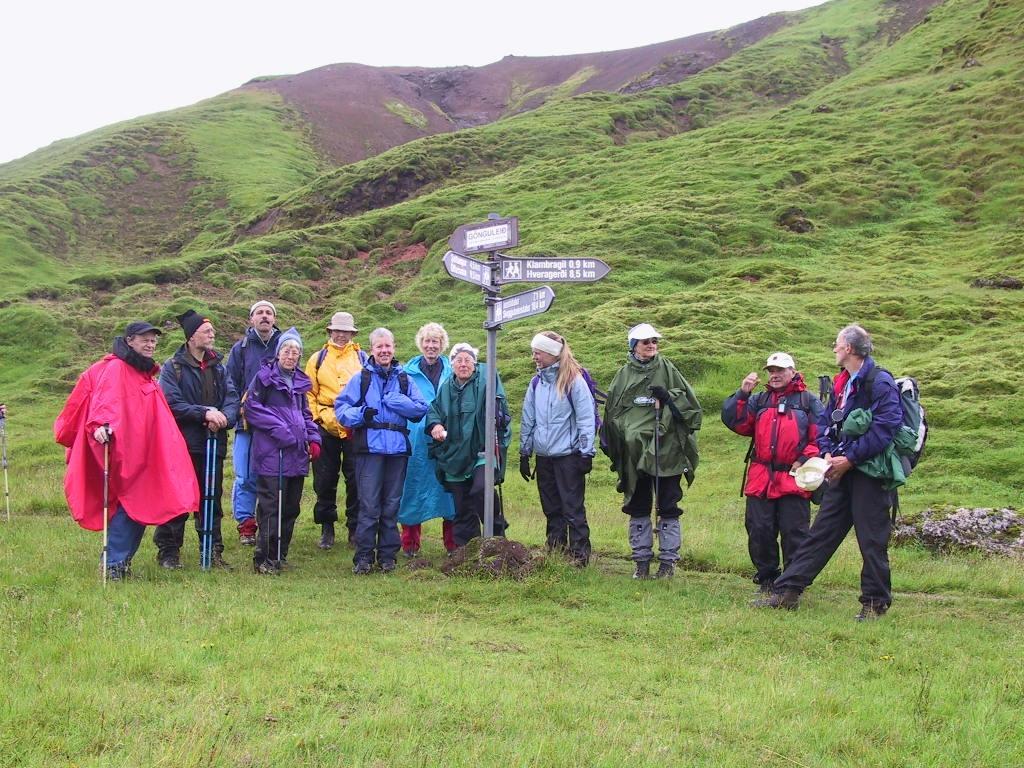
[
  {"xmin": 486, "ymin": 286, "xmax": 556, "ymax": 328},
  {"xmin": 449, "ymin": 217, "xmax": 519, "ymax": 256},
  {"xmin": 442, "ymin": 250, "xmax": 493, "ymax": 288},
  {"xmin": 497, "ymin": 255, "xmax": 611, "ymax": 284}
]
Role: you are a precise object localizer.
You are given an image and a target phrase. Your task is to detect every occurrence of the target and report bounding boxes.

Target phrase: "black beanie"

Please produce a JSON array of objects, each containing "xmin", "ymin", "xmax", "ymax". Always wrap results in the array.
[{"xmin": 177, "ymin": 309, "xmax": 209, "ymax": 342}]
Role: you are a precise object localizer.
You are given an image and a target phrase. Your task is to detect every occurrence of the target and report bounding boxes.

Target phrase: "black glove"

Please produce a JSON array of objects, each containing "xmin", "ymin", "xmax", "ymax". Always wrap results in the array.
[
  {"xmin": 362, "ymin": 407, "xmax": 378, "ymax": 425},
  {"xmin": 577, "ymin": 454, "xmax": 593, "ymax": 474},
  {"xmin": 519, "ymin": 454, "xmax": 533, "ymax": 482},
  {"xmin": 649, "ymin": 385, "xmax": 671, "ymax": 406}
]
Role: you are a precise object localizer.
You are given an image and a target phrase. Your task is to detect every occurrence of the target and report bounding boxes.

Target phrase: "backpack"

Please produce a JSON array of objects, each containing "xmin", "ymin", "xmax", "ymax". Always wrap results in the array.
[
  {"xmin": 530, "ymin": 368, "xmax": 607, "ymax": 447},
  {"xmin": 738, "ymin": 390, "xmax": 818, "ymax": 498},
  {"xmin": 863, "ymin": 367, "xmax": 928, "ymax": 475}
]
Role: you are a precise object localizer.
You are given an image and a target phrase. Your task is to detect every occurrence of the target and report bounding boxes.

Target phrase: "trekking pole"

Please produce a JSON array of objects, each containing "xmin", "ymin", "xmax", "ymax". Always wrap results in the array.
[
  {"xmin": 0, "ymin": 416, "xmax": 10, "ymax": 522},
  {"xmin": 652, "ymin": 400, "xmax": 662, "ymax": 547},
  {"xmin": 276, "ymin": 449, "xmax": 284, "ymax": 566},
  {"xmin": 201, "ymin": 432, "xmax": 216, "ymax": 570},
  {"xmin": 101, "ymin": 424, "xmax": 111, "ymax": 586}
]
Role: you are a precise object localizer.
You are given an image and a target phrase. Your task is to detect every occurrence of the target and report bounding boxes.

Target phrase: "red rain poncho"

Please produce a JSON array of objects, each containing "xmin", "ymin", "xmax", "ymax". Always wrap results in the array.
[{"xmin": 54, "ymin": 354, "xmax": 199, "ymax": 530}]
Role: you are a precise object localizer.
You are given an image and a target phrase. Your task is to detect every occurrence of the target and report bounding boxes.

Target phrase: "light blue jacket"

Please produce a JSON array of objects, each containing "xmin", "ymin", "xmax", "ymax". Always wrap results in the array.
[
  {"xmin": 519, "ymin": 363, "xmax": 596, "ymax": 458},
  {"xmin": 334, "ymin": 358, "xmax": 428, "ymax": 455},
  {"xmin": 399, "ymin": 356, "xmax": 455, "ymax": 525}
]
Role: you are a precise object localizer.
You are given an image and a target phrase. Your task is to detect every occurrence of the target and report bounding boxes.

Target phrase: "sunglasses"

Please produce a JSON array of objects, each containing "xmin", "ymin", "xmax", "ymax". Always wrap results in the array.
[{"xmin": 638, "ymin": 338, "xmax": 659, "ymax": 345}]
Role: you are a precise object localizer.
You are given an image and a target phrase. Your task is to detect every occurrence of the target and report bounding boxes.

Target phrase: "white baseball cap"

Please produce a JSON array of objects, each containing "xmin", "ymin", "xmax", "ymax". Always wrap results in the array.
[
  {"xmin": 627, "ymin": 323, "xmax": 663, "ymax": 342},
  {"xmin": 793, "ymin": 457, "xmax": 829, "ymax": 491},
  {"xmin": 764, "ymin": 352, "xmax": 796, "ymax": 369}
]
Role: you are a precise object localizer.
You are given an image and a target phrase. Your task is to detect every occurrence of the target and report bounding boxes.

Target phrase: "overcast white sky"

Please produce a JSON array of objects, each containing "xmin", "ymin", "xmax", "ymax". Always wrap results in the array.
[{"xmin": 2, "ymin": 0, "xmax": 827, "ymax": 165}]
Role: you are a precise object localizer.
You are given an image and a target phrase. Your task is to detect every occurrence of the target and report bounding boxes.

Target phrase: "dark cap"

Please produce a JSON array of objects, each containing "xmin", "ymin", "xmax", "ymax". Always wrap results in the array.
[
  {"xmin": 124, "ymin": 321, "xmax": 162, "ymax": 337},
  {"xmin": 176, "ymin": 309, "xmax": 210, "ymax": 342}
]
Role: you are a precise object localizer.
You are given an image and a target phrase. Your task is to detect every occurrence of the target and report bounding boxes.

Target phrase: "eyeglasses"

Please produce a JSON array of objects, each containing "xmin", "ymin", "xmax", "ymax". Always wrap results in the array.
[{"xmin": 639, "ymin": 338, "xmax": 659, "ymax": 345}]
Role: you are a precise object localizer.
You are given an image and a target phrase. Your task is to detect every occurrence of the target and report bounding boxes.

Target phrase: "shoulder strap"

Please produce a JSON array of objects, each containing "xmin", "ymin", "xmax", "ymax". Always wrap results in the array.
[
  {"xmin": 315, "ymin": 347, "xmax": 328, "ymax": 372},
  {"xmin": 172, "ymin": 359, "xmax": 183, "ymax": 382},
  {"xmin": 358, "ymin": 368, "xmax": 372, "ymax": 406}
]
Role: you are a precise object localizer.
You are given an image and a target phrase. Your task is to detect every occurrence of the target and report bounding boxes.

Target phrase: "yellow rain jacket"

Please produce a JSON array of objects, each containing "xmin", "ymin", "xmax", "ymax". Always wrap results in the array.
[{"xmin": 305, "ymin": 342, "xmax": 366, "ymax": 439}]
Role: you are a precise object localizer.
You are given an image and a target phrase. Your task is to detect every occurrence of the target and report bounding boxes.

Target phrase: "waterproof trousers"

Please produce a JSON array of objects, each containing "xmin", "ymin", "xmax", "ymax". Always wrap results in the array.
[
  {"xmin": 311, "ymin": 427, "xmax": 360, "ymax": 536},
  {"xmin": 153, "ymin": 451, "xmax": 225, "ymax": 559},
  {"xmin": 353, "ymin": 454, "xmax": 407, "ymax": 567},
  {"xmin": 744, "ymin": 494, "xmax": 810, "ymax": 586},
  {"xmin": 624, "ymin": 472, "xmax": 683, "ymax": 564},
  {"xmin": 773, "ymin": 470, "xmax": 893, "ymax": 609},
  {"xmin": 535, "ymin": 454, "xmax": 591, "ymax": 563},
  {"xmin": 254, "ymin": 474, "xmax": 304, "ymax": 567},
  {"xmin": 445, "ymin": 465, "xmax": 508, "ymax": 546},
  {"xmin": 231, "ymin": 431, "xmax": 258, "ymax": 524}
]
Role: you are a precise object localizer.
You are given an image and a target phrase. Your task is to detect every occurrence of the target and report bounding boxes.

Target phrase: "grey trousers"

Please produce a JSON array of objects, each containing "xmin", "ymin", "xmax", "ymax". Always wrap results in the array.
[{"xmin": 628, "ymin": 515, "xmax": 681, "ymax": 564}]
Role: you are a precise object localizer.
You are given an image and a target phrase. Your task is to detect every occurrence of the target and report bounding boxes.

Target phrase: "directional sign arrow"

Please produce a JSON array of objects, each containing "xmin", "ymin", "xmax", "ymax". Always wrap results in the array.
[
  {"xmin": 443, "ymin": 250, "xmax": 494, "ymax": 288},
  {"xmin": 485, "ymin": 286, "xmax": 556, "ymax": 329},
  {"xmin": 449, "ymin": 217, "xmax": 519, "ymax": 256},
  {"xmin": 496, "ymin": 254, "xmax": 611, "ymax": 284}
]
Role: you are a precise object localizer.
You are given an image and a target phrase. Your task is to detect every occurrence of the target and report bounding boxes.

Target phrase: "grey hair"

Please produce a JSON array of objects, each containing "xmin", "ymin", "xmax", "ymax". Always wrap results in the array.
[
  {"xmin": 368, "ymin": 327, "xmax": 395, "ymax": 347},
  {"xmin": 838, "ymin": 324, "xmax": 873, "ymax": 357},
  {"xmin": 415, "ymin": 322, "xmax": 449, "ymax": 353},
  {"xmin": 278, "ymin": 339, "xmax": 302, "ymax": 353}
]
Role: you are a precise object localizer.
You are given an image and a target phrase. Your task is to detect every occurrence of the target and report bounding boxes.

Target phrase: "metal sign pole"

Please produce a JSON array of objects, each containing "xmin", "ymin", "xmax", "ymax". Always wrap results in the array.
[{"xmin": 483, "ymin": 282, "xmax": 498, "ymax": 538}]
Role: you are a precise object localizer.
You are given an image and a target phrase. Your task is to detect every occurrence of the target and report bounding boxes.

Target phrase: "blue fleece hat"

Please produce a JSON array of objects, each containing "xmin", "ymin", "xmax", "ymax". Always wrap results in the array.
[{"xmin": 278, "ymin": 326, "xmax": 303, "ymax": 351}]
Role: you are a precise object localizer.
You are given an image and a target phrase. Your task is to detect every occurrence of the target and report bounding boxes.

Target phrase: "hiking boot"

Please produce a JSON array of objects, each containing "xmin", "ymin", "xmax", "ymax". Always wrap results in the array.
[
  {"xmin": 158, "ymin": 552, "xmax": 183, "ymax": 570},
  {"xmin": 319, "ymin": 522, "xmax": 335, "ymax": 550},
  {"xmin": 238, "ymin": 519, "xmax": 258, "ymax": 546},
  {"xmin": 211, "ymin": 552, "xmax": 233, "ymax": 571},
  {"xmin": 632, "ymin": 560, "xmax": 651, "ymax": 580},
  {"xmin": 380, "ymin": 561, "xmax": 397, "ymax": 574},
  {"xmin": 855, "ymin": 603, "xmax": 888, "ymax": 621},
  {"xmin": 105, "ymin": 563, "xmax": 129, "ymax": 582},
  {"xmin": 352, "ymin": 561, "xmax": 372, "ymax": 576},
  {"xmin": 655, "ymin": 562, "xmax": 675, "ymax": 579},
  {"xmin": 752, "ymin": 588, "xmax": 801, "ymax": 610},
  {"xmin": 253, "ymin": 560, "xmax": 280, "ymax": 576}
]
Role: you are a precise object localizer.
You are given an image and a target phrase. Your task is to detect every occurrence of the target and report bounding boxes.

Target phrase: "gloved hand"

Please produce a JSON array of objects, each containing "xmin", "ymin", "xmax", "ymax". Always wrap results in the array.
[
  {"xmin": 309, "ymin": 442, "xmax": 321, "ymax": 461},
  {"xmin": 577, "ymin": 453, "xmax": 593, "ymax": 474},
  {"xmin": 649, "ymin": 385, "xmax": 671, "ymax": 406},
  {"xmin": 519, "ymin": 454, "xmax": 533, "ymax": 482},
  {"xmin": 362, "ymin": 407, "xmax": 378, "ymax": 425}
]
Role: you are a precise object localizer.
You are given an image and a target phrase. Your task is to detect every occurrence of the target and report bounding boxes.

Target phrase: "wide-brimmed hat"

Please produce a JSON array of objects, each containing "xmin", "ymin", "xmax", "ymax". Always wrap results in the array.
[
  {"xmin": 794, "ymin": 457, "xmax": 830, "ymax": 491},
  {"xmin": 327, "ymin": 312, "xmax": 357, "ymax": 332}
]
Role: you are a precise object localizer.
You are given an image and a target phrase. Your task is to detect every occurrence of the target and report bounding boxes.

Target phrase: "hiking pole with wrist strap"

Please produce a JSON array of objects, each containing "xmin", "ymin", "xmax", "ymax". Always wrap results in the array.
[
  {"xmin": 276, "ymin": 449, "xmax": 284, "ymax": 567},
  {"xmin": 102, "ymin": 424, "xmax": 110, "ymax": 586},
  {"xmin": 653, "ymin": 399, "xmax": 662, "ymax": 548},
  {"xmin": 1, "ymin": 416, "xmax": 10, "ymax": 522},
  {"xmin": 201, "ymin": 432, "xmax": 216, "ymax": 570}
]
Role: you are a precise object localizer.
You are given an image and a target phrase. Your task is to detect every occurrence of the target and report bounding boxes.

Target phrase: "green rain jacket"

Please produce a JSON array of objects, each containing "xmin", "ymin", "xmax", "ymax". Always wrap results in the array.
[
  {"xmin": 426, "ymin": 363, "xmax": 511, "ymax": 484},
  {"xmin": 842, "ymin": 408, "xmax": 917, "ymax": 491},
  {"xmin": 601, "ymin": 354, "xmax": 702, "ymax": 505}
]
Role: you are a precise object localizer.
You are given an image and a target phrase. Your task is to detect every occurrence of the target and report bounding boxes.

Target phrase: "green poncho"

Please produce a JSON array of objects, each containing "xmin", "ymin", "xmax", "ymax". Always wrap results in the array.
[
  {"xmin": 842, "ymin": 408, "xmax": 917, "ymax": 490},
  {"xmin": 601, "ymin": 354, "xmax": 702, "ymax": 505}
]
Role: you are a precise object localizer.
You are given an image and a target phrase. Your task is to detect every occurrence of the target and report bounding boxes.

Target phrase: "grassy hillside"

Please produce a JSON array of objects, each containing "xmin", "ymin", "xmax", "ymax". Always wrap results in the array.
[{"xmin": 1, "ymin": 1, "xmax": 1023, "ymax": 764}]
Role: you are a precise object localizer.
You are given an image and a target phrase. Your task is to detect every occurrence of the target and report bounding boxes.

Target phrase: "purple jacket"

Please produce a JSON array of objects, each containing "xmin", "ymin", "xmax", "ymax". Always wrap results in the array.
[{"xmin": 244, "ymin": 361, "xmax": 321, "ymax": 477}]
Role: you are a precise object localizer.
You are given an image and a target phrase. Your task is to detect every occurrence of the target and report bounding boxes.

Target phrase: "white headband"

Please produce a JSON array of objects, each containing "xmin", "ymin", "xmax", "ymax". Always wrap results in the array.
[{"xmin": 531, "ymin": 334, "xmax": 563, "ymax": 357}]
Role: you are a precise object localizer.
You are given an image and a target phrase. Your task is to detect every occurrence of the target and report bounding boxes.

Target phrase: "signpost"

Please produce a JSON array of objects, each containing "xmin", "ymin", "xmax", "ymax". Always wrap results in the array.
[
  {"xmin": 445, "ymin": 215, "xmax": 610, "ymax": 538},
  {"xmin": 497, "ymin": 256, "xmax": 610, "ymax": 284}
]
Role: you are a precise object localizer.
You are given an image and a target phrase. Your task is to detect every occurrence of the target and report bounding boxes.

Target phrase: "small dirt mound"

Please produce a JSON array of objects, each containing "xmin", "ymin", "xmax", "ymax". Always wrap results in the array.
[
  {"xmin": 405, "ymin": 556, "xmax": 434, "ymax": 572},
  {"xmin": 441, "ymin": 537, "xmax": 537, "ymax": 580},
  {"xmin": 971, "ymin": 275, "xmax": 1022, "ymax": 290},
  {"xmin": 777, "ymin": 207, "xmax": 815, "ymax": 233},
  {"xmin": 893, "ymin": 506, "xmax": 1023, "ymax": 558}
]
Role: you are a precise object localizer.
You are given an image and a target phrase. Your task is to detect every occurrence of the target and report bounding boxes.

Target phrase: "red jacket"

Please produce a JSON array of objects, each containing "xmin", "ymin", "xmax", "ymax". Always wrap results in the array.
[
  {"xmin": 721, "ymin": 374, "xmax": 823, "ymax": 499},
  {"xmin": 54, "ymin": 353, "xmax": 199, "ymax": 530}
]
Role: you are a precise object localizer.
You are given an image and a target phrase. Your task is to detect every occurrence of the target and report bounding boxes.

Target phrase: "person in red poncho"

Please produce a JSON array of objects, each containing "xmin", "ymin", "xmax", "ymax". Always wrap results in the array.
[{"xmin": 54, "ymin": 321, "xmax": 199, "ymax": 580}]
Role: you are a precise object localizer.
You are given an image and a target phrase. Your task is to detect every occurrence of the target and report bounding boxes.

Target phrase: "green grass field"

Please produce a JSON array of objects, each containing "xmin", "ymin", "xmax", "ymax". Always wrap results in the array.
[{"xmin": 1, "ymin": 0, "xmax": 1023, "ymax": 763}]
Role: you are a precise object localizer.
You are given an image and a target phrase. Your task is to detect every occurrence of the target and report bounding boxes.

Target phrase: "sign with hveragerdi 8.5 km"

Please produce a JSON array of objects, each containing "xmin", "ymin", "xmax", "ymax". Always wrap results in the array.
[{"xmin": 497, "ymin": 255, "xmax": 610, "ymax": 284}]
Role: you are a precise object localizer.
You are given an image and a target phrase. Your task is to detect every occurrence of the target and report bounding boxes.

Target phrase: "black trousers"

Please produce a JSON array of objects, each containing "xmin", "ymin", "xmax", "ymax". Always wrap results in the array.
[
  {"xmin": 446, "ymin": 465, "xmax": 508, "ymax": 546},
  {"xmin": 774, "ymin": 470, "xmax": 893, "ymax": 608},
  {"xmin": 623, "ymin": 472, "xmax": 683, "ymax": 518},
  {"xmin": 255, "ymin": 474, "xmax": 305, "ymax": 566},
  {"xmin": 744, "ymin": 494, "xmax": 810, "ymax": 586},
  {"xmin": 311, "ymin": 427, "xmax": 359, "ymax": 534},
  {"xmin": 535, "ymin": 454, "xmax": 591, "ymax": 561},
  {"xmin": 153, "ymin": 450, "xmax": 225, "ymax": 557}
]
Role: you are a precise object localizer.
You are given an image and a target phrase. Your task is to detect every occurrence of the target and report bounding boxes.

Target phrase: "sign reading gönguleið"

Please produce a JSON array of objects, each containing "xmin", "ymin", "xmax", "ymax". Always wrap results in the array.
[
  {"xmin": 449, "ymin": 217, "xmax": 519, "ymax": 255},
  {"xmin": 497, "ymin": 255, "xmax": 611, "ymax": 284},
  {"xmin": 486, "ymin": 286, "xmax": 555, "ymax": 329},
  {"xmin": 442, "ymin": 250, "xmax": 493, "ymax": 288}
]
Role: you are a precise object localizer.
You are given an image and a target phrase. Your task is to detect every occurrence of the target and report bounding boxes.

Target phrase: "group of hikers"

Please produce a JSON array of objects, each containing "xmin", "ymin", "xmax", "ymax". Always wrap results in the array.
[{"xmin": 53, "ymin": 298, "xmax": 909, "ymax": 620}]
